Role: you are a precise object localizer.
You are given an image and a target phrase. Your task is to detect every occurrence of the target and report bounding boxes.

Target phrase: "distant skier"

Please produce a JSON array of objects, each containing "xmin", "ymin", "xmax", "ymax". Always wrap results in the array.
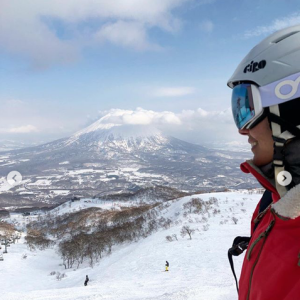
[
  {"xmin": 165, "ymin": 261, "xmax": 169, "ymax": 272},
  {"xmin": 84, "ymin": 275, "xmax": 89, "ymax": 286}
]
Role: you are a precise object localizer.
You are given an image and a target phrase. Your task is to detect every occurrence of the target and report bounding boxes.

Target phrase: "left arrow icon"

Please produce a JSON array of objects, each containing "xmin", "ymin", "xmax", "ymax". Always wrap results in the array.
[{"xmin": 7, "ymin": 171, "xmax": 23, "ymax": 186}]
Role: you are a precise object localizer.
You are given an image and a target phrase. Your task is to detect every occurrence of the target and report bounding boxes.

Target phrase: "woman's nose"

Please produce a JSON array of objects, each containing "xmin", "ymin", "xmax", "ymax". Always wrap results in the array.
[{"xmin": 239, "ymin": 128, "xmax": 249, "ymax": 136}]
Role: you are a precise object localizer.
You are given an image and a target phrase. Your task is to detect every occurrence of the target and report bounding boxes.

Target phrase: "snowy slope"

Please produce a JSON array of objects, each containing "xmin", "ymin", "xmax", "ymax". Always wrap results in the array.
[
  {"xmin": 49, "ymin": 198, "xmax": 138, "ymax": 217},
  {"xmin": 0, "ymin": 190, "xmax": 261, "ymax": 300}
]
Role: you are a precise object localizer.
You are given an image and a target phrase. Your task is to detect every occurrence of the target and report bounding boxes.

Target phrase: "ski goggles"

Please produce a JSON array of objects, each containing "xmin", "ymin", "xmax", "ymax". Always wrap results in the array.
[
  {"xmin": 231, "ymin": 71, "xmax": 300, "ymax": 130},
  {"xmin": 231, "ymin": 83, "xmax": 263, "ymax": 130}
]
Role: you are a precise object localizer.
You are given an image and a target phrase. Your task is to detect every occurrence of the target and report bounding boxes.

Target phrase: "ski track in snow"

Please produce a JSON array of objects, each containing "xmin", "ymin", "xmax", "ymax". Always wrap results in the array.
[{"xmin": 0, "ymin": 191, "xmax": 261, "ymax": 300}]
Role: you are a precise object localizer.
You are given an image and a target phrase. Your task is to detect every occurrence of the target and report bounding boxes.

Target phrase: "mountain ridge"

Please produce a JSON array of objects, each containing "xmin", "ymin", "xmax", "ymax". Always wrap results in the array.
[{"xmin": 0, "ymin": 120, "xmax": 256, "ymax": 208}]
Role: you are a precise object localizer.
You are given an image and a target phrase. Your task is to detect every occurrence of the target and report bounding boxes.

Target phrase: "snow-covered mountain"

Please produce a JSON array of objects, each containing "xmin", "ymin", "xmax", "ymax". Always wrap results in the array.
[
  {"xmin": 66, "ymin": 123, "xmax": 167, "ymax": 150},
  {"xmin": 0, "ymin": 120, "xmax": 256, "ymax": 209},
  {"xmin": 60, "ymin": 123, "xmax": 208, "ymax": 158}
]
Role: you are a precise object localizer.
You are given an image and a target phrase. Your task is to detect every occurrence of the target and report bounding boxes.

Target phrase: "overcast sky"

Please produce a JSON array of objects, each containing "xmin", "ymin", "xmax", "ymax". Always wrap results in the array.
[{"xmin": 1, "ymin": 0, "xmax": 300, "ymax": 147}]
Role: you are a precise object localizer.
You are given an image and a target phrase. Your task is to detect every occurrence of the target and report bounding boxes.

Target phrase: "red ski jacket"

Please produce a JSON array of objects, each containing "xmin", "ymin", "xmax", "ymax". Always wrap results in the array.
[{"xmin": 239, "ymin": 160, "xmax": 300, "ymax": 300}]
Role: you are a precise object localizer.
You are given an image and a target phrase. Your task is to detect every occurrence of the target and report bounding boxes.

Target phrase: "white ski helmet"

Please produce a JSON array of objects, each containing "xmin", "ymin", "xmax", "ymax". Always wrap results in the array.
[
  {"xmin": 228, "ymin": 25, "xmax": 300, "ymax": 88},
  {"xmin": 227, "ymin": 25, "xmax": 300, "ymax": 197}
]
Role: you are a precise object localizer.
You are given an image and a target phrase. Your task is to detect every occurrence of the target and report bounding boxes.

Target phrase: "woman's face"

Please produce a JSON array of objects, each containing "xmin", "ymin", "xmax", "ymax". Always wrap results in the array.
[{"xmin": 239, "ymin": 117, "xmax": 274, "ymax": 166}]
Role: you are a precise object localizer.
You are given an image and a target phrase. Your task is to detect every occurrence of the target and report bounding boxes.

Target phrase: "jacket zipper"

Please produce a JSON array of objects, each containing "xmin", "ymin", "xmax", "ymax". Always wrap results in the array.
[{"xmin": 246, "ymin": 218, "xmax": 275, "ymax": 300}]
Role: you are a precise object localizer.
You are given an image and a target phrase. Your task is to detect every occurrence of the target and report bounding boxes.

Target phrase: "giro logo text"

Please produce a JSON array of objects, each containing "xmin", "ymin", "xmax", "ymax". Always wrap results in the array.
[
  {"xmin": 275, "ymin": 76, "xmax": 300, "ymax": 100},
  {"xmin": 243, "ymin": 60, "xmax": 266, "ymax": 73}
]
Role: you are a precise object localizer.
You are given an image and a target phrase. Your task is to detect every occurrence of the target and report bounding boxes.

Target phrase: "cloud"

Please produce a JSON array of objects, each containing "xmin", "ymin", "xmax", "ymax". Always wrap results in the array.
[
  {"xmin": 90, "ymin": 107, "xmax": 241, "ymax": 145},
  {"xmin": 244, "ymin": 12, "xmax": 300, "ymax": 38},
  {"xmin": 97, "ymin": 108, "xmax": 182, "ymax": 126},
  {"xmin": 94, "ymin": 21, "xmax": 159, "ymax": 51},
  {"xmin": 0, "ymin": 0, "xmax": 191, "ymax": 68},
  {"xmin": 0, "ymin": 104, "xmax": 244, "ymax": 147},
  {"xmin": 0, "ymin": 97, "xmax": 83, "ymax": 143},
  {"xmin": 0, "ymin": 125, "xmax": 38, "ymax": 133},
  {"xmin": 199, "ymin": 20, "xmax": 214, "ymax": 33},
  {"xmin": 168, "ymin": 107, "xmax": 241, "ymax": 145},
  {"xmin": 153, "ymin": 86, "xmax": 196, "ymax": 97},
  {"xmin": 91, "ymin": 107, "xmax": 233, "ymax": 132},
  {"xmin": 178, "ymin": 107, "xmax": 232, "ymax": 127},
  {"xmin": 3, "ymin": 99, "xmax": 25, "ymax": 107}
]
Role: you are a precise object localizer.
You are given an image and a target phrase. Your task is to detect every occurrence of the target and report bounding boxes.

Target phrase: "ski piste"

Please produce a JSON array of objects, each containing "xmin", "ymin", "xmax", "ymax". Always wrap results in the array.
[{"xmin": 1, "ymin": 190, "xmax": 260, "ymax": 300}]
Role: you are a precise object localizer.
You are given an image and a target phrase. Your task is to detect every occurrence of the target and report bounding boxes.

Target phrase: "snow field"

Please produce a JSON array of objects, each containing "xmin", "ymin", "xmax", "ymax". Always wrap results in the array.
[{"xmin": 0, "ymin": 190, "xmax": 261, "ymax": 300}]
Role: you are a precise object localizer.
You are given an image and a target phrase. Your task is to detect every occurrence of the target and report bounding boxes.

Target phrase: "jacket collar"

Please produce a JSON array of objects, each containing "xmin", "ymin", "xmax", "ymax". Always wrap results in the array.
[
  {"xmin": 272, "ymin": 184, "xmax": 300, "ymax": 219},
  {"xmin": 241, "ymin": 160, "xmax": 300, "ymax": 218},
  {"xmin": 241, "ymin": 160, "xmax": 279, "ymax": 201}
]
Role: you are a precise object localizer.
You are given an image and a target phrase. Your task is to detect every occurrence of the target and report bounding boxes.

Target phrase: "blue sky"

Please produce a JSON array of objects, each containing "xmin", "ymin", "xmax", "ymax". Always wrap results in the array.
[{"xmin": 1, "ymin": 0, "xmax": 300, "ymax": 146}]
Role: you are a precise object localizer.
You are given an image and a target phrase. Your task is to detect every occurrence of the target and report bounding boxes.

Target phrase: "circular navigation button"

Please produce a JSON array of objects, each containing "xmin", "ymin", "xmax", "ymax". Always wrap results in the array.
[
  {"xmin": 7, "ymin": 171, "xmax": 22, "ymax": 186},
  {"xmin": 277, "ymin": 171, "xmax": 292, "ymax": 186}
]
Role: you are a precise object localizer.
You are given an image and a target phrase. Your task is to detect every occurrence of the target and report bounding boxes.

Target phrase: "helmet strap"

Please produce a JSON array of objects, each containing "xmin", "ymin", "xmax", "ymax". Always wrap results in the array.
[
  {"xmin": 268, "ymin": 112, "xmax": 300, "ymax": 138},
  {"xmin": 269, "ymin": 105, "xmax": 288, "ymax": 198}
]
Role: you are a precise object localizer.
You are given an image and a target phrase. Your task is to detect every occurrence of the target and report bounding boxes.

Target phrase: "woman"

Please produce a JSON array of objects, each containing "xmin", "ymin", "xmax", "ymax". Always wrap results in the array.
[{"xmin": 227, "ymin": 24, "xmax": 300, "ymax": 300}]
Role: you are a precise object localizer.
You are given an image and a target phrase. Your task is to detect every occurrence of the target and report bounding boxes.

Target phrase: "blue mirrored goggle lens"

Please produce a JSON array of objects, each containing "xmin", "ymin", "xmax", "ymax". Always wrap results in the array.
[{"xmin": 231, "ymin": 83, "xmax": 256, "ymax": 129}]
